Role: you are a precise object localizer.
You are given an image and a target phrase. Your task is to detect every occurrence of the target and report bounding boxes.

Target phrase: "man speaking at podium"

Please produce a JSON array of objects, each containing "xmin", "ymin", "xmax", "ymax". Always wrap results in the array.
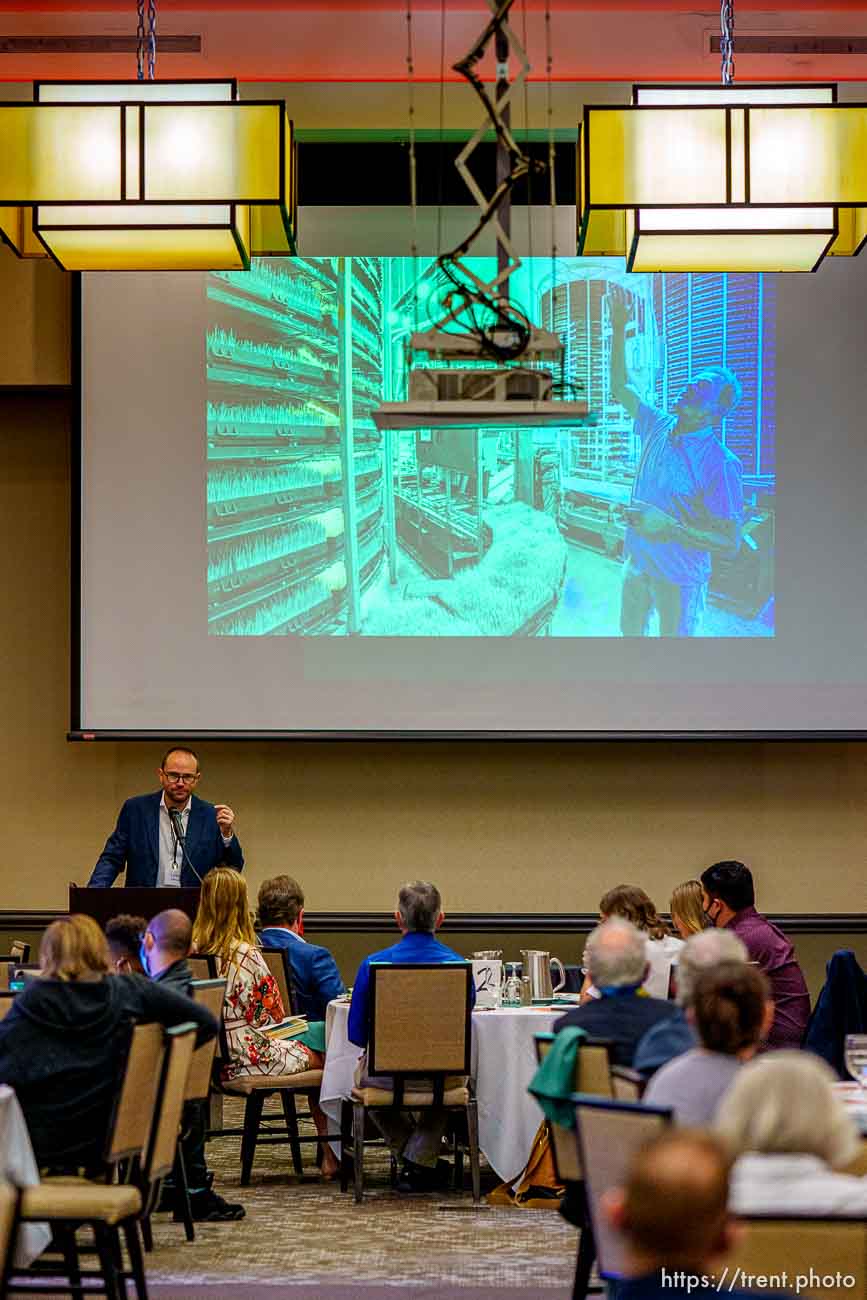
[{"xmin": 88, "ymin": 746, "xmax": 244, "ymax": 888}]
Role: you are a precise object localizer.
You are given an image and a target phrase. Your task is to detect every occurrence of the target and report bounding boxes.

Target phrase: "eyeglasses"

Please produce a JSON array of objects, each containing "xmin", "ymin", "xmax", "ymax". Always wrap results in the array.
[{"xmin": 162, "ymin": 770, "xmax": 199, "ymax": 784}]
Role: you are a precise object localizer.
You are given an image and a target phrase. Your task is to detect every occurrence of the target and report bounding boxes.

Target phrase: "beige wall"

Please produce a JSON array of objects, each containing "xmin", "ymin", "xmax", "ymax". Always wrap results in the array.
[
  {"xmin": 1, "ymin": 380, "xmax": 867, "ymax": 918},
  {"xmin": 0, "ymin": 230, "xmax": 866, "ymax": 925}
]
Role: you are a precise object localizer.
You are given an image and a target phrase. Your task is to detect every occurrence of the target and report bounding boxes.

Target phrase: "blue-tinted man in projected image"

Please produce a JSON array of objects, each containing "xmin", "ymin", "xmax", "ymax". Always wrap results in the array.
[{"xmin": 608, "ymin": 283, "xmax": 744, "ymax": 638}]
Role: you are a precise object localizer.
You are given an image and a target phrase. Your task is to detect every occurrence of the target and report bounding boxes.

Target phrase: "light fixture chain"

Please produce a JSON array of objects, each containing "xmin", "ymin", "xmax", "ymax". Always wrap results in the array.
[
  {"xmin": 406, "ymin": 0, "xmax": 419, "ymax": 326},
  {"xmin": 136, "ymin": 0, "xmax": 145, "ymax": 81},
  {"xmin": 147, "ymin": 0, "xmax": 157, "ymax": 80},
  {"xmin": 720, "ymin": 0, "xmax": 735, "ymax": 87}
]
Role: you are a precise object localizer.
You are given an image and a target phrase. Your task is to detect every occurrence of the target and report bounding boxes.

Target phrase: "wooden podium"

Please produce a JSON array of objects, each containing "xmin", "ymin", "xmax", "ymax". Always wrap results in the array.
[{"xmin": 68, "ymin": 884, "xmax": 201, "ymax": 926}]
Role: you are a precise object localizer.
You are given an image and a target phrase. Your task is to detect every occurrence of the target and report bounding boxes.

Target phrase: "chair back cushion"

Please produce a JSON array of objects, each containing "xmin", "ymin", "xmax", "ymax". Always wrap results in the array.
[
  {"xmin": 369, "ymin": 963, "xmax": 471, "ymax": 1076},
  {"xmin": 259, "ymin": 948, "xmax": 296, "ymax": 1015},
  {"xmin": 575, "ymin": 1097, "xmax": 672, "ymax": 1280},
  {"xmin": 106, "ymin": 1021, "xmax": 165, "ymax": 1164},
  {"xmin": 144, "ymin": 1023, "xmax": 197, "ymax": 1183},
  {"xmin": 727, "ymin": 1218, "xmax": 867, "ymax": 1298}
]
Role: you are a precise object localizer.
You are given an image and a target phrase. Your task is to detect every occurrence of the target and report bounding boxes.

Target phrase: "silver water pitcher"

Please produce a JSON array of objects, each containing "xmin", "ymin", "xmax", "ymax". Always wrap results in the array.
[{"xmin": 520, "ymin": 949, "xmax": 566, "ymax": 1001}]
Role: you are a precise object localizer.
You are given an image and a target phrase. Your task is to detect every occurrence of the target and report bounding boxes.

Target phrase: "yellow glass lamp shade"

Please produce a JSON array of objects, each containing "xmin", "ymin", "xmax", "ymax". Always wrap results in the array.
[
  {"xmin": 577, "ymin": 84, "xmax": 862, "ymax": 272},
  {"xmin": 0, "ymin": 80, "xmax": 295, "ymax": 270}
]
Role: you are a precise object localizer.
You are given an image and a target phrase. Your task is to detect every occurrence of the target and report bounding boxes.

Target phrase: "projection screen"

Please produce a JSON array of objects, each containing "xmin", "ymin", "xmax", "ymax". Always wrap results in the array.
[{"xmin": 75, "ymin": 246, "xmax": 867, "ymax": 736}]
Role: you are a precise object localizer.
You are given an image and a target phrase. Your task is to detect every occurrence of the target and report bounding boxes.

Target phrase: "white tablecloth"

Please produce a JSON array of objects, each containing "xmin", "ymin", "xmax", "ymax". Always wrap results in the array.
[
  {"xmin": 0, "ymin": 1085, "xmax": 50, "ymax": 1267},
  {"xmin": 321, "ymin": 1000, "xmax": 561, "ymax": 1182}
]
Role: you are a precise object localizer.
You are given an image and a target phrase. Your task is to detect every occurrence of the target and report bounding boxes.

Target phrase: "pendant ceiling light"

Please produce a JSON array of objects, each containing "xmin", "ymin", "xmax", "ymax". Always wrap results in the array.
[
  {"xmin": 0, "ymin": 1, "xmax": 296, "ymax": 271},
  {"xmin": 577, "ymin": 0, "xmax": 864, "ymax": 273}
]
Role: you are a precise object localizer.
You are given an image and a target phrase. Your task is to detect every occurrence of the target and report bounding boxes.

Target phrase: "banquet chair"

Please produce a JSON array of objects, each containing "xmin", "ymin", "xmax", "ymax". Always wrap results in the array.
[
  {"xmin": 726, "ymin": 1217, "xmax": 867, "ymax": 1298},
  {"xmin": 188, "ymin": 955, "xmax": 218, "ymax": 982},
  {"xmin": 14, "ymin": 1020, "xmax": 164, "ymax": 1299},
  {"xmin": 533, "ymin": 1034, "xmax": 613, "ymax": 1182},
  {"xmin": 212, "ymin": 974, "xmax": 324, "ymax": 1185},
  {"xmin": 573, "ymin": 1097, "xmax": 672, "ymax": 1298},
  {"xmin": 260, "ymin": 947, "xmax": 298, "ymax": 1015},
  {"xmin": 609, "ymin": 1068, "xmax": 645, "ymax": 1101},
  {"xmin": 340, "ymin": 962, "xmax": 479, "ymax": 1204},
  {"xmin": 0, "ymin": 1179, "xmax": 20, "ymax": 1299},
  {"xmin": 534, "ymin": 1034, "xmax": 614, "ymax": 1297},
  {"xmin": 169, "ymin": 979, "xmax": 226, "ymax": 1243},
  {"xmin": 14, "ymin": 1021, "xmax": 197, "ymax": 1300},
  {"xmin": 9, "ymin": 942, "xmax": 30, "ymax": 964}
]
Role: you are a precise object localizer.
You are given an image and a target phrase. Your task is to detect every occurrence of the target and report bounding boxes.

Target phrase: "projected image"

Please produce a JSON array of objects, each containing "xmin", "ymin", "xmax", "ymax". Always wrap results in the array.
[{"xmin": 206, "ymin": 259, "xmax": 775, "ymax": 638}]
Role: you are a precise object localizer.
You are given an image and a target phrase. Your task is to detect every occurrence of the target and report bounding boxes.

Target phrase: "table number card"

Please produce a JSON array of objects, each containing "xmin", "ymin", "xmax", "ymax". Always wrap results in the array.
[{"xmin": 471, "ymin": 959, "xmax": 502, "ymax": 1010}]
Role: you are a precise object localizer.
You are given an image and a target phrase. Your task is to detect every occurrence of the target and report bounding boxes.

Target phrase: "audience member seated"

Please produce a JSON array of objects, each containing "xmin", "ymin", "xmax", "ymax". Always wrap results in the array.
[
  {"xmin": 604, "ymin": 1131, "xmax": 796, "ymax": 1300},
  {"xmin": 0, "ymin": 914, "xmax": 216, "ymax": 1171},
  {"xmin": 669, "ymin": 880, "xmax": 706, "ymax": 940},
  {"xmin": 141, "ymin": 908, "xmax": 245, "ymax": 1221},
  {"xmin": 347, "ymin": 880, "xmax": 473, "ymax": 1192},
  {"xmin": 105, "ymin": 912, "xmax": 147, "ymax": 974},
  {"xmin": 634, "ymin": 929, "xmax": 749, "ymax": 1078},
  {"xmin": 599, "ymin": 885, "xmax": 683, "ymax": 1000},
  {"xmin": 140, "ymin": 908, "xmax": 195, "ymax": 990},
  {"xmin": 257, "ymin": 874, "xmax": 345, "ymax": 1020},
  {"xmin": 716, "ymin": 1051, "xmax": 867, "ymax": 1216},
  {"xmin": 643, "ymin": 963, "xmax": 772, "ymax": 1125},
  {"xmin": 554, "ymin": 919, "xmax": 679, "ymax": 1066},
  {"xmin": 700, "ymin": 861, "xmax": 810, "ymax": 1049},
  {"xmin": 190, "ymin": 867, "xmax": 338, "ymax": 1177}
]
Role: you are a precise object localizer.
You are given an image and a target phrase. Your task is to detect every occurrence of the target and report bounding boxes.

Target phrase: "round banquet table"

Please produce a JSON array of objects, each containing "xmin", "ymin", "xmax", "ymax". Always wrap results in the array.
[{"xmin": 321, "ymin": 999, "xmax": 562, "ymax": 1182}]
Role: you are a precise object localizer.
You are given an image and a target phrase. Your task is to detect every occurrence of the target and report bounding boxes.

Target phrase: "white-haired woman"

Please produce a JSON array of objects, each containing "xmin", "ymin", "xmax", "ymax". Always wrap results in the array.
[{"xmin": 715, "ymin": 1051, "xmax": 867, "ymax": 1215}]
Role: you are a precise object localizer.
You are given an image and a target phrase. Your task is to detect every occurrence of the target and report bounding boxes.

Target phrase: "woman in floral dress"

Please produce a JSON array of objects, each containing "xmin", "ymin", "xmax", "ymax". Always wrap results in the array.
[{"xmin": 191, "ymin": 867, "xmax": 338, "ymax": 1176}]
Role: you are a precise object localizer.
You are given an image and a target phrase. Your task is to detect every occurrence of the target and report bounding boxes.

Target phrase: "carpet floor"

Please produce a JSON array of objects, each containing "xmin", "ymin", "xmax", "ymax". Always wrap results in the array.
[{"xmin": 140, "ymin": 1098, "xmax": 579, "ymax": 1297}]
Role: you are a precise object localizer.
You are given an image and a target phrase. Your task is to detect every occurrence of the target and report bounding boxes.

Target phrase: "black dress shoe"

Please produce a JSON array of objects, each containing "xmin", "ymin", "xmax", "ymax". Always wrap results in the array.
[
  {"xmin": 395, "ymin": 1159, "xmax": 451, "ymax": 1193},
  {"xmin": 181, "ymin": 1190, "xmax": 246, "ymax": 1221}
]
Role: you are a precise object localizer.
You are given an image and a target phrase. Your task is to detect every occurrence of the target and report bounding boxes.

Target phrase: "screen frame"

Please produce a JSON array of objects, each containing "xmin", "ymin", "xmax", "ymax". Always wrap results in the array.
[{"xmin": 69, "ymin": 269, "xmax": 867, "ymax": 742}]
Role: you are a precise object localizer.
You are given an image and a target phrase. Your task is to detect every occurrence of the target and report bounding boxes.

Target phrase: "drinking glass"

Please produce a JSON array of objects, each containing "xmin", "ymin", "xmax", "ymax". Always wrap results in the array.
[
  {"xmin": 502, "ymin": 963, "xmax": 522, "ymax": 1007},
  {"xmin": 844, "ymin": 1034, "xmax": 867, "ymax": 1094}
]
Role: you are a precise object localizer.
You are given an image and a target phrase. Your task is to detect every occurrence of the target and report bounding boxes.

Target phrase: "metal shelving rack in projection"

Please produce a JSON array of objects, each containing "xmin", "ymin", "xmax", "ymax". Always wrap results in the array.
[{"xmin": 205, "ymin": 257, "xmax": 386, "ymax": 635}]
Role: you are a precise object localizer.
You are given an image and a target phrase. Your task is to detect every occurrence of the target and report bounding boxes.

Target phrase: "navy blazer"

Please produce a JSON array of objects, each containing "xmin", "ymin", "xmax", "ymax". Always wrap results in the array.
[
  {"xmin": 88, "ymin": 791, "xmax": 244, "ymax": 888},
  {"xmin": 258, "ymin": 927, "xmax": 344, "ymax": 1022}
]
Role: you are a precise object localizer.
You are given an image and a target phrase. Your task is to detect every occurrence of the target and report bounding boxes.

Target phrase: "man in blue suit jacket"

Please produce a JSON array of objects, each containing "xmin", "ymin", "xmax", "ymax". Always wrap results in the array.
[
  {"xmin": 256, "ymin": 874, "xmax": 344, "ymax": 1020},
  {"xmin": 88, "ymin": 746, "xmax": 243, "ymax": 888}
]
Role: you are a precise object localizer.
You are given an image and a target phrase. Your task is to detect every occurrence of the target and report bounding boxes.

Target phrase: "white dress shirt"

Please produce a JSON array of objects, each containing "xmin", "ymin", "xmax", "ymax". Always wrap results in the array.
[{"xmin": 157, "ymin": 793, "xmax": 190, "ymax": 887}]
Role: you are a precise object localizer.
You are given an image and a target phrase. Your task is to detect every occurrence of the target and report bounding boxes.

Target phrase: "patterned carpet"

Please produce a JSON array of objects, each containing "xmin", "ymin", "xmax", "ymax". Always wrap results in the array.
[{"xmin": 143, "ymin": 1098, "xmax": 578, "ymax": 1297}]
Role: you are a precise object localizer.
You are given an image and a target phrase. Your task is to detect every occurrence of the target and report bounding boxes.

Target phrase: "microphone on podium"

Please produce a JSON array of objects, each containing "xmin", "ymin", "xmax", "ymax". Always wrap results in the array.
[{"xmin": 169, "ymin": 808, "xmax": 204, "ymax": 885}]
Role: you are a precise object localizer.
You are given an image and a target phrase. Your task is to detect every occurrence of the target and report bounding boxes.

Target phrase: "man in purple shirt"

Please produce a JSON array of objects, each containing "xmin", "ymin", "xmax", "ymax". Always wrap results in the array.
[
  {"xmin": 700, "ymin": 860, "xmax": 811, "ymax": 1049},
  {"xmin": 608, "ymin": 284, "xmax": 744, "ymax": 637}
]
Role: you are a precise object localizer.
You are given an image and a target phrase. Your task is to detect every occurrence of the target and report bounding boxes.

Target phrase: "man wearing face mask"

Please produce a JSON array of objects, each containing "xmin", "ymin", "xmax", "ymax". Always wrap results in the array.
[
  {"xmin": 608, "ymin": 284, "xmax": 744, "ymax": 637},
  {"xmin": 700, "ymin": 860, "xmax": 811, "ymax": 1050},
  {"xmin": 88, "ymin": 746, "xmax": 243, "ymax": 888},
  {"xmin": 140, "ymin": 908, "xmax": 245, "ymax": 1222}
]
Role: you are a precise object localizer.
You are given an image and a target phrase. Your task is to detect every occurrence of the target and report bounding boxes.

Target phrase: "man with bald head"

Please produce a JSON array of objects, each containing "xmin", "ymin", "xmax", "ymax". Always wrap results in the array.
[
  {"xmin": 141, "ymin": 908, "xmax": 245, "ymax": 1222},
  {"xmin": 604, "ymin": 1131, "xmax": 796, "ymax": 1298},
  {"xmin": 140, "ymin": 909, "xmax": 194, "ymax": 990}
]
